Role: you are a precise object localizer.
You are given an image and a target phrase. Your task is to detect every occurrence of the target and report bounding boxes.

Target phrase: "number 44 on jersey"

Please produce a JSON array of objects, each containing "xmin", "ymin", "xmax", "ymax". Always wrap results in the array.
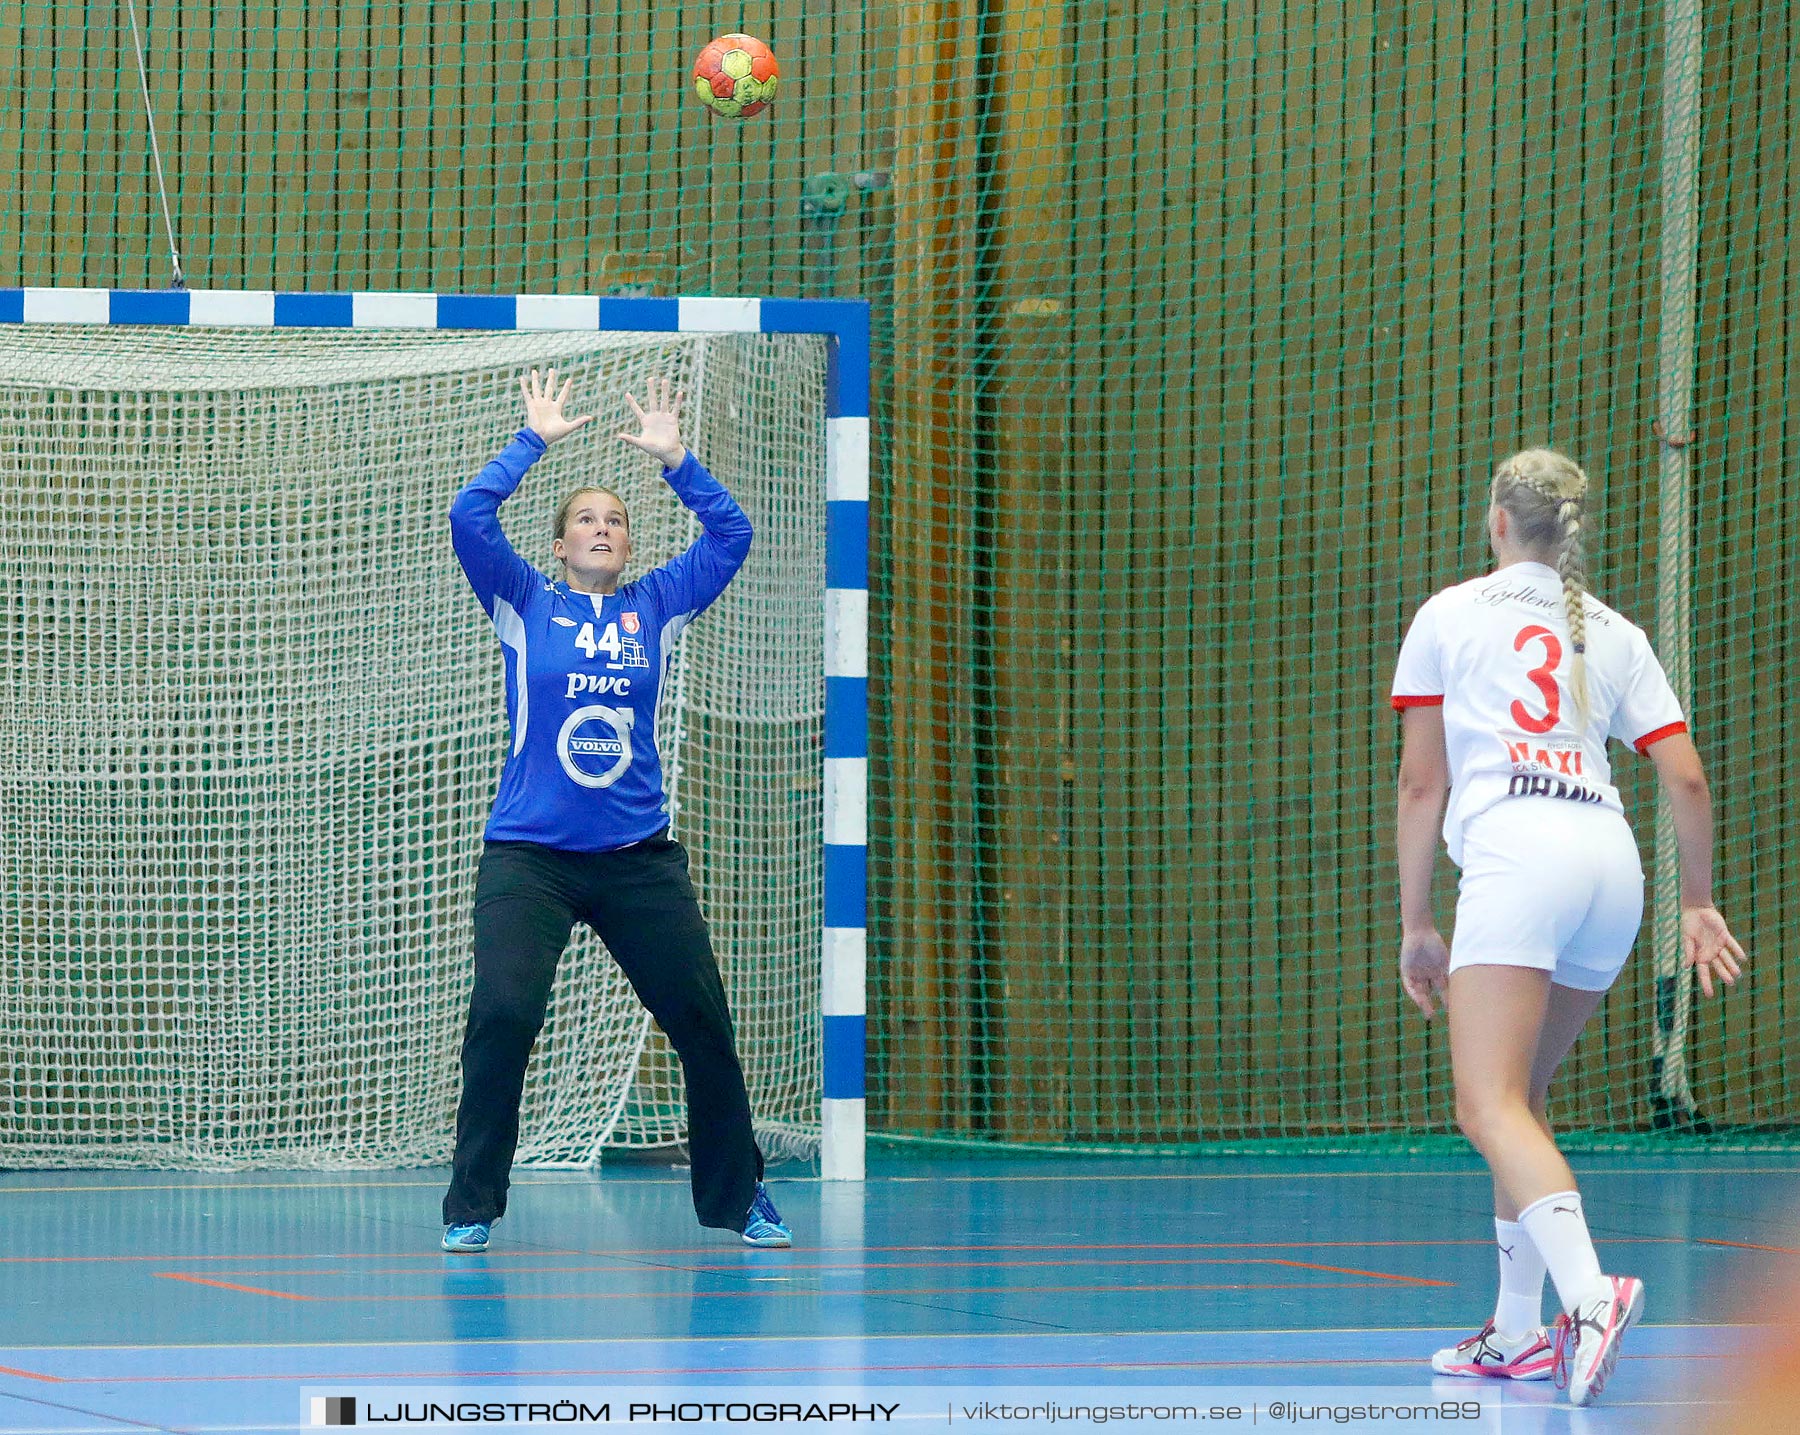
[{"xmin": 574, "ymin": 622, "xmax": 626, "ymax": 662}]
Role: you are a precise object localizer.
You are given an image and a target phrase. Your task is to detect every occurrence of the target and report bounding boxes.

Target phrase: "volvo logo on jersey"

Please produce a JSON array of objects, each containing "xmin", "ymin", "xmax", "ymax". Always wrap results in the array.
[{"xmin": 557, "ymin": 704, "xmax": 636, "ymax": 789}]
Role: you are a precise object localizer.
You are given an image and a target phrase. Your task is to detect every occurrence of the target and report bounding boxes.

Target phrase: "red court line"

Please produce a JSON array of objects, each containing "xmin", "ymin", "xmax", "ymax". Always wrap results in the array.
[
  {"xmin": 31, "ymin": 1350, "xmax": 1733, "ymax": 1386},
  {"xmin": 0, "ymin": 1363, "xmax": 63, "ymax": 1383},
  {"xmin": 266, "ymin": 1280, "xmax": 1431, "ymax": 1303},
  {"xmin": 849, "ymin": 1238, "xmax": 1680, "ymax": 1254},
  {"xmin": 162, "ymin": 1255, "xmax": 1446, "ymax": 1279},
  {"xmin": 1698, "ymin": 1238, "xmax": 1800, "ymax": 1256},
  {"xmin": 153, "ymin": 1273, "xmax": 314, "ymax": 1302},
  {"xmin": 0, "ymin": 1236, "xmax": 1685, "ymax": 1265},
  {"xmin": 1263, "ymin": 1259, "xmax": 1452, "ymax": 1288},
  {"xmin": 0, "ymin": 1249, "xmax": 587, "ymax": 1264}
]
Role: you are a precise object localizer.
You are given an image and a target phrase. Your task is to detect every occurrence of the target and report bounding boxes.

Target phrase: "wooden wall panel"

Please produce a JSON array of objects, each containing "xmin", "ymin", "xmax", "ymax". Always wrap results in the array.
[
  {"xmin": 1067, "ymin": 0, "xmax": 1160, "ymax": 1141},
  {"xmin": 1203, "ymin": 0, "xmax": 1267, "ymax": 1139},
  {"xmin": 973, "ymin": 0, "xmax": 1077, "ymax": 1140},
  {"xmin": 1148, "ymin": 0, "xmax": 1209, "ymax": 1141},
  {"xmin": 329, "ymin": 0, "xmax": 371, "ymax": 287},
  {"xmin": 49, "ymin": 0, "xmax": 97, "ymax": 277},
  {"xmin": 1, "ymin": 3, "xmax": 36, "ymax": 275},
  {"xmin": 1690, "ymin": 0, "xmax": 1799, "ymax": 1129},
  {"xmin": 355, "ymin": 0, "xmax": 403, "ymax": 290},
  {"xmin": 878, "ymin": 0, "xmax": 984, "ymax": 1133}
]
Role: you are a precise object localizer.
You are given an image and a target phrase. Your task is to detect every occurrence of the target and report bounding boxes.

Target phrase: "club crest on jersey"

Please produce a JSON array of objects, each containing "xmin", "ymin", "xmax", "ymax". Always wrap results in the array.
[{"xmin": 621, "ymin": 611, "xmax": 640, "ymax": 635}]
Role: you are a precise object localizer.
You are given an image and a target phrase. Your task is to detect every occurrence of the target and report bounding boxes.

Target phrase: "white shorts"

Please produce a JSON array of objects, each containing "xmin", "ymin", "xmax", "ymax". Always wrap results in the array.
[{"xmin": 1450, "ymin": 798, "xmax": 1645, "ymax": 993}]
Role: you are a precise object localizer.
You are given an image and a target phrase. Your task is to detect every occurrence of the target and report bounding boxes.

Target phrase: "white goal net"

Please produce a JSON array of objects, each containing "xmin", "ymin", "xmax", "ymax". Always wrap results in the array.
[{"xmin": 0, "ymin": 323, "xmax": 826, "ymax": 1169}]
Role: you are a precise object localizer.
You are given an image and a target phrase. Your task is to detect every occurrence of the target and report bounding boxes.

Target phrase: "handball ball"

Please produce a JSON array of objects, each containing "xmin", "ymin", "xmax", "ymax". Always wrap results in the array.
[{"xmin": 693, "ymin": 33, "xmax": 780, "ymax": 118}]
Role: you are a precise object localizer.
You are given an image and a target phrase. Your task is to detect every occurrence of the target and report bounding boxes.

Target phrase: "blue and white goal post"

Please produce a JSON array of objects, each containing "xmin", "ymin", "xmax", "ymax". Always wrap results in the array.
[{"xmin": 1, "ymin": 288, "xmax": 869, "ymax": 1182}]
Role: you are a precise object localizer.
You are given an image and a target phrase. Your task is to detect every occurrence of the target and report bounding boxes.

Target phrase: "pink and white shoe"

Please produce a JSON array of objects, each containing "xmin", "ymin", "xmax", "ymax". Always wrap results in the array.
[
  {"xmin": 1431, "ymin": 1321, "xmax": 1554, "ymax": 1380},
  {"xmin": 1553, "ymin": 1275, "xmax": 1646, "ymax": 1406}
]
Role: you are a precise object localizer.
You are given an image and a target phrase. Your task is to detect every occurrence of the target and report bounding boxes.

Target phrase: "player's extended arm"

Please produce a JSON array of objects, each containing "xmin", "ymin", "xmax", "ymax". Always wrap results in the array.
[
  {"xmin": 450, "ymin": 367, "xmax": 592, "ymax": 614},
  {"xmin": 1645, "ymin": 731, "xmax": 1746, "ymax": 998},
  {"xmin": 1395, "ymin": 704, "xmax": 1452, "ymax": 1018},
  {"xmin": 618, "ymin": 376, "xmax": 753, "ymax": 611},
  {"xmin": 615, "ymin": 375, "xmax": 687, "ymax": 468}
]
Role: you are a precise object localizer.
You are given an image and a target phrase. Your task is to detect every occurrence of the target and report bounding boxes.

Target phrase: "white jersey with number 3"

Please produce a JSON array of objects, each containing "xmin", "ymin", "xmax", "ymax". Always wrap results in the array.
[{"xmin": 1391, "ymin": 561, "xmax": 1686, "ymax": 866}]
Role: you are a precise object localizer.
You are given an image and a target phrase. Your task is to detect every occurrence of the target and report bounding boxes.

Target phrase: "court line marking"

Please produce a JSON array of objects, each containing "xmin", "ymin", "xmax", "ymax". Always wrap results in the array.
[
  {"xmin": 0, "ymin": 1321, "xmax": 1760, "ymax": 1353},
  {"xmin": 1698, "ymin": 1237, "xmax": 1800, "ymax": 1256},
  {"xmin": 0, "ymin": 1235, "xmax": 1697, "ymax": 1264},
  {"xmin": 0, "ymin": 1364, "xmax": 63, "ymax": 1382},
  {"xmin": 152, "ymin": 1274, "xmax": 312, "ymax": 1302},
  {"xmin": 146, "ymin": 1254, "xmax": 1466, "ymax": 1278},
  {"xmin": 138, "ymin": 1256, "xmax": 1454, "ymax": 1287},
  {"xmin": 0, "ymin": 1388, "xmax": 173, "ymax": 1434},
  {"xmin": 144, "ymin": 1276, "xmax": 1458, "ymax": 1304},
  {"xmin": 497, "ymin": 1233, "xmax": 1723, "ymax": 1260},
  {"xmin": 0, "ymin": 1251, "xmax": 599, "ymax": 1264},
  {"xmin": 1261, "ymin": 1259, "xmax": 1451, "ymax": 1287},
  {"xmin": 859, "ymin": 1165, "xmax": 1800, "ymax": 1184},
  {"xmin": 2, "ymin": 1350, "xmax": 1736, "ymax": 1385},
  {"xmin": 0, "ymin": 1165, "xmax": 1794, "ymax": 1195}
]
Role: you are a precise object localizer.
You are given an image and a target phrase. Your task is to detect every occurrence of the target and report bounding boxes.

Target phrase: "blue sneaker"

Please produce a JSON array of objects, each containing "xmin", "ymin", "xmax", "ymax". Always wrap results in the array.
[
  {"xmin": 442, "ymin": 1222, "xmax": 490, "ymax": 1253},
  {"xmin": 741, "ymin": 1182, "xmax": 791, "ymax": 1248}
]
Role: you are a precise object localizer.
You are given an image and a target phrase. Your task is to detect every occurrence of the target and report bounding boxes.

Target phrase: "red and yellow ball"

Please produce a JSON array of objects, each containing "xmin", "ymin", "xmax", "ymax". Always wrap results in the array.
[{"xmin": 693, "ymin": 33, "xmax": 780, "ymax": 119}]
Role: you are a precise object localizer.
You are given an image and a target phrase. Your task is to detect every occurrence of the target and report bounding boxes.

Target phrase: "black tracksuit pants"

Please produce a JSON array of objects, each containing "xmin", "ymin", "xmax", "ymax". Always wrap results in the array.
[{"xmin": 442, "ymin": 834, "xmax": 764, "ymax": 1231}]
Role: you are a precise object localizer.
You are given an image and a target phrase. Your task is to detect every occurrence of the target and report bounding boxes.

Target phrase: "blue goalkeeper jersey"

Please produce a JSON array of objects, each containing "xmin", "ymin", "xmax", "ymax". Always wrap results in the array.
[{"xmin": 449, "ymin": 429, "xmax": 753, "ymax": 852}]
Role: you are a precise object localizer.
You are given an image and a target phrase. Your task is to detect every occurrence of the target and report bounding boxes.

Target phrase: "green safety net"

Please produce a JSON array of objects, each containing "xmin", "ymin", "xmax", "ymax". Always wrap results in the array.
[{"xmin": 0, "ymin": 0, "xmax": 1792, "ymax": 1152}]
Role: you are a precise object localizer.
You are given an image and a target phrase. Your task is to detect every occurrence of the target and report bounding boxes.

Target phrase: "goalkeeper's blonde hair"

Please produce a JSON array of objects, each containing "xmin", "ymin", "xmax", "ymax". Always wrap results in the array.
[
  {"xmin": 1491, "ymin": 448, "xmax": 1592, "ymax": 727},
  {"xmin": 551, "ymin": 485, "xmax": 631, "ymax": 575},
  {"xmin": 552, "ymin": 485, "xmax": 630, "ymax": 542}
]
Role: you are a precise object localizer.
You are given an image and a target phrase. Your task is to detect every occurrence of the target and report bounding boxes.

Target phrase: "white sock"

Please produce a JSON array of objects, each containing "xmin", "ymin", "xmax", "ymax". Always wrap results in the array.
[
  {"xmin": 1491, "ymin": 1218, "xmax": 1548, "ymax": 1338},
  {"xmin": 1517, "ymin": 1191, "xmax": 1606, "ymax": 1313}
]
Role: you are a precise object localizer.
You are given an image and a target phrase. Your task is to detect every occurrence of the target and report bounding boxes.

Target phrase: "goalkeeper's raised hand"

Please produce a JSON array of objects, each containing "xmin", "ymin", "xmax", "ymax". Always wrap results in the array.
[
  {"xmin": 616, "ymin": 376, "xmax": 687, "ymax": 469},
  {"xmin": 520, "ymin": 367, "xmax": 595, "ymax": 446}
]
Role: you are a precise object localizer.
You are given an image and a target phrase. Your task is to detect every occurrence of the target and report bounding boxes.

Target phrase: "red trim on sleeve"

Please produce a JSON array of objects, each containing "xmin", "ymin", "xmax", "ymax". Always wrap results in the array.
[
  {"xmin": 1391, "ymin": 694, "xmax": 1445, "ymax": 711},
  {"xmin": 1634, "ymin": 720, "xmax": 1688, "ymax": 753}
]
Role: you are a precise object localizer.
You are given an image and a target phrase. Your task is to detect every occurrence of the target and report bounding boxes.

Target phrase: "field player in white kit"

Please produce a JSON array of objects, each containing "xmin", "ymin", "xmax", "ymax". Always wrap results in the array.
[{"xmin": 1389, "ymin": 448, "xmax": 1746, "ymax": 1407}]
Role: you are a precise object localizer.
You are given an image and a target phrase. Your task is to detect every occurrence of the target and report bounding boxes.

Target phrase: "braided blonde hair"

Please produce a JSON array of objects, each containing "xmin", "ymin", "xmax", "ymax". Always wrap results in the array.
[{"xmin": 1491, "ymin": 448, "xmax": 1592, "ymax": 727}]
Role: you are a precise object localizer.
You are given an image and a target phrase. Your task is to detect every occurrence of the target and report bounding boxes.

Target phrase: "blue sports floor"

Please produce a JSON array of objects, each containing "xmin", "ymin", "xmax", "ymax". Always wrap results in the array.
[{"xmin": 0, "ymin": 1150, "xmax": 1793, "ymax": 1433}]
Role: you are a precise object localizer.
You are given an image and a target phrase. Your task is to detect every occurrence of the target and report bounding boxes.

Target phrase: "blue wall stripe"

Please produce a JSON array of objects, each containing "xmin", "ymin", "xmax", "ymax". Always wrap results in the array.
[
  {"xmin": 274, "ymin": 293, "xmax": 354, "ymax": 327},
  {"xmin": 110, "ymin": 290, "xmax": 190, "ymax": 325},
  {"xmin": 826, "ymin": 500, "xmax": 870, "ymax": 590},
  {"xmin": 824, "ymin": 677, "xmax": 868, "ymax": 760},
  {"xmin": 598, "ymin": 296, "xmax": 679, "ymax": 332},
  {"xmin": 437, "ymin": 294, "xmax": 516, "ymax": 330},
  {"xmin": 0, "ymin": 290, "xmax": 22, "ymax": 323},
  {"xmin": 824, "ymin": 843, "xmax": 867, "ymax": 929},
  {"xmin": 823, "ymin": 1015, "xmax": 867, "ymax": 1100}
]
